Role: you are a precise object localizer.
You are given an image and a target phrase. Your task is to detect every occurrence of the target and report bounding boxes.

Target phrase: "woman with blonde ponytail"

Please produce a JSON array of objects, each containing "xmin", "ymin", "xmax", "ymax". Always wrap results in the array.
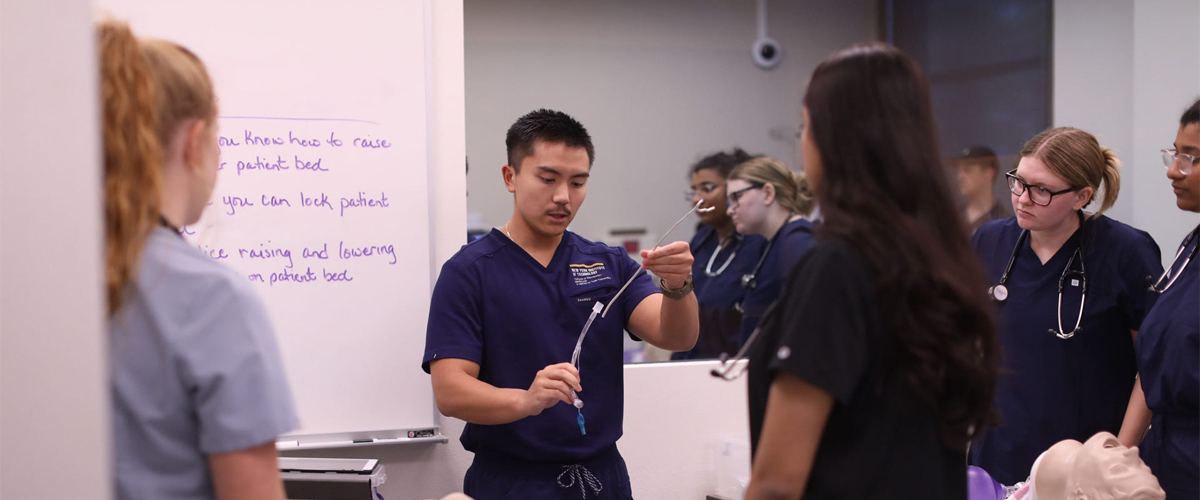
[
  {"xmin": 969, "ymin": 126, "xmax": 1164, "ymax": 484},
  {"xmin": 99, "ymin": 20, "xmax": 295, "ymax": 500},
  {"xmin": 724, "ymin": 156, "xmax": 817, "ymax": 347}
]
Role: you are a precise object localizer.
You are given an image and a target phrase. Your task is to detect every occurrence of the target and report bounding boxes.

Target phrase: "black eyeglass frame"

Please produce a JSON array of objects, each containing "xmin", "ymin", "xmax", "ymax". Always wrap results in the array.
[
  {"xmin": 1004, "ymin": 169, "xmax": 1078, "ymax": 207},
  {"xmin": 726, "ymin": 183, "xmax": 764, "ymax": 207}
]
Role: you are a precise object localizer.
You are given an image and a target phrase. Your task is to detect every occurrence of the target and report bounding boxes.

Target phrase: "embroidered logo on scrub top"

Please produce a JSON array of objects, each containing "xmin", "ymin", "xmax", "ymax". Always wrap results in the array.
[{"xmin": 569, "ymin": 262, "xmax": 612, "ymax": 287}]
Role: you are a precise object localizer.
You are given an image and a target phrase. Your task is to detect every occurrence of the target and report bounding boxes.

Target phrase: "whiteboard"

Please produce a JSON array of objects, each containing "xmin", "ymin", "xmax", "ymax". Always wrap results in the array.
[{"xmin": 95, "ymin": 0, "xmax": 437, "ymax": 444}]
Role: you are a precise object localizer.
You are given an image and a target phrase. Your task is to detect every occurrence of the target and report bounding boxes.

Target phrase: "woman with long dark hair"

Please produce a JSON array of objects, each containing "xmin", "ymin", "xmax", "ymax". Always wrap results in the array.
[{"xmin": 742, "ymin": 43, "xmax": 1000, "ymax": 499}]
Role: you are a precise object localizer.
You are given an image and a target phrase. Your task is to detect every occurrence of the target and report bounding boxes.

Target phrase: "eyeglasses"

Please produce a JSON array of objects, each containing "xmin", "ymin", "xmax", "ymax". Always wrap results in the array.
[
  {"xmin": 683, "ymin": 182, "xmax": 722, "ymax": 202},
  {"xmin": 1005, "ymin": 169, "xmax": 1078, "ymax": 206},
  {"xmin": 1162, "ymin": 149, "xmax": 1198, "ymax": 176},
  {"xmin": 726, "ymin": 184, "xmax": 763, "ymax": 208}
]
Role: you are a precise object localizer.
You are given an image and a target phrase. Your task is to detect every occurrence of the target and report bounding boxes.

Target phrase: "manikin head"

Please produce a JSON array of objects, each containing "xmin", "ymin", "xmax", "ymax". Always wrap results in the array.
[{"xmin": 1030, "ymin": 432, "xmax": 1163, "ymax": 500}]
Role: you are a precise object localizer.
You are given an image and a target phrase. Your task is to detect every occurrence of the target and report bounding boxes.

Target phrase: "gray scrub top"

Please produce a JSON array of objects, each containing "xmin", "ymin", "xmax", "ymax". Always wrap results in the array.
[{"xmin": 110, "ymin": 227, "xmax": 297, "ymax": 500}]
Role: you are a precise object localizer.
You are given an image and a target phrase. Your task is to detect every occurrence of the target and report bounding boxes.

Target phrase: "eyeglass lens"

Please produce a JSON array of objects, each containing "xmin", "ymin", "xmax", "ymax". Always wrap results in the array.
[
  {"xmin": 727, "ymin": 186, "xmax": 758, "ymax": 207},
  {"xmin": 1007, "ymin": 175, "xmax": 1056, "ymax": 206},
  {"xmin": 684, "ymin": 183, "xmax": 721, "ymax": 201},
  {"xmin": 1163, "ymin": 149, "xmax": 1197, "ymax": 175}
]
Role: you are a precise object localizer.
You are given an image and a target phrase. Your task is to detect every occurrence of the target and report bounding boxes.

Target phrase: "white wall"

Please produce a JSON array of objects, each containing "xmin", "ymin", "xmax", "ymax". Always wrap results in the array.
[
  {"xmin": 0, "ymin": 1, "xmax": 110, "ymax": 499},
  {"xmin": 464, "ymin": 0, "xmax": 878, "ymax": 246},
  {"xmin": 1054, "ymin": 0, "xmax": 1200, "ymax": 259},
  {"xmin": 1052, "ymin": 0, "xmax": 1135, "ymax": 224},
  {"xmin": 1130, "ymin": 0, "xmax": 1200, "ymax": 253}
]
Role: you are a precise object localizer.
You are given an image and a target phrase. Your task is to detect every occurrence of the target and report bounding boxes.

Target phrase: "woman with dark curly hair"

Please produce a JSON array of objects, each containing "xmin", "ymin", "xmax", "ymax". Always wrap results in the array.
[
  {"xmin": 742, "ymin": 42, "xmax": 1000, "ymax": 499},
  {"xmin": 673, "ymin": 148, "xmax": 767, "ymax": 360}
]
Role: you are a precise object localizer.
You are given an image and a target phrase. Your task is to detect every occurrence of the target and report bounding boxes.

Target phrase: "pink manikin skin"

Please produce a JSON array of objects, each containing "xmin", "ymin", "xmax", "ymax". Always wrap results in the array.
[{"xmin": 1029, "ymin": 432, "xmax": 1164, "ymax": 500}]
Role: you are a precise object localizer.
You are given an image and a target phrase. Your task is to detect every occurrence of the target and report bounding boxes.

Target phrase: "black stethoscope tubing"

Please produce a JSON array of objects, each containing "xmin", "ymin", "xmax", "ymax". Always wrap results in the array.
[
  {"xmin": 741, "ymin": 216, "xmax": 794, "ymax": 291},
  {"xmin": 1149, "ymin": 224, "xmax": 1200, "ymax": 294},
  {"xmin": 989, "ymin": 211, "xmax": 1089, "ymax": 340}
]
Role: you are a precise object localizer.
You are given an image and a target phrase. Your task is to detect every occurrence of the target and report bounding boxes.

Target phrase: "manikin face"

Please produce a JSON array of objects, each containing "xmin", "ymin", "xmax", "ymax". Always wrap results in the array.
[
  {"xmin": 1032, "ymin": 432, "xmax": 1164, "ymax": 500},
  {"xmin": 1071, "ymin": 432, "xmax": 1160, "ymax": 498}
]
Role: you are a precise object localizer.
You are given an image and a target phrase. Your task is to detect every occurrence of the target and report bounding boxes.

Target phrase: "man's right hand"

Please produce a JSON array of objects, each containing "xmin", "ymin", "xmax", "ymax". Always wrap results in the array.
[{"xmin": 521, "ymin": 362, "xmax": 582, "ymax": 416}]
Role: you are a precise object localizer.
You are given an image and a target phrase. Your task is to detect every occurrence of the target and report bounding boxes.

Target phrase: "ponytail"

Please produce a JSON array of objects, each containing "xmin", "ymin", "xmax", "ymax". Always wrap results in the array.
[
  {"xmin": 792, "ymin": 170, "xmax": 816, "ymax": 216},
  {"xmin": 98, "ymin": 20, "xmax": 162, "ymax": 314},
  {"xmin": 1095, "ymin": 148, "xmax": 1121, "ymax": 217},
  {"xmin": 729, "ymin": 156, "xmax": 815, "ymax": 216}
]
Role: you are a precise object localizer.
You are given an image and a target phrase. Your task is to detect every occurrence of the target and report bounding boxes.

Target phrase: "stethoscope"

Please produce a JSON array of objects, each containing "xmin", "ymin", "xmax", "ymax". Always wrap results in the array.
[
  {"xmin": 1148, "ymin": 224, "xmax": 1200, "ymax": 294},
  {"xmin": 711, "ymin": 301, "xmax": 780, "ymax": 381},
  {"xmin": 988, "ymin": 211, "xmax": 1089, "ymax": 340},
  {"xmin": 740, "ymin": 215, "xmax": 794, "ymax": 291},
  {"xmin": 702, "ymin": 230, "xmax": 744, "ymax": 277}
]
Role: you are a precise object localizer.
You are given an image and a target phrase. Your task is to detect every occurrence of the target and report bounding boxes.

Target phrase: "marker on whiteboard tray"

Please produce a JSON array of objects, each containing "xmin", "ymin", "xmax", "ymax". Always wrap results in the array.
[{"xmin": 406, "ymin": 429, "xmax": 437, "ymax": 439}]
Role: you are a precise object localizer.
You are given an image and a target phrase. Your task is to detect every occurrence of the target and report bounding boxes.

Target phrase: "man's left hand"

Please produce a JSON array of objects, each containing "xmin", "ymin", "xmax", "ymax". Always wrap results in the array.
[{"xmin": 640, "ymin": 241, "xmax": 693, "ymax": 289}]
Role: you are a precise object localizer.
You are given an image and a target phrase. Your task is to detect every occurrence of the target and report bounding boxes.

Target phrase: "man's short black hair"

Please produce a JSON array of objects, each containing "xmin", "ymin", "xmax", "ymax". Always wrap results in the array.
[
  {"xmin": 1182, "ymin": 99, "xmax": 1199, "ymax": 127},
  {"xmin": 505, "ymin": 109, "xmax": 595, "ymax": 170}
]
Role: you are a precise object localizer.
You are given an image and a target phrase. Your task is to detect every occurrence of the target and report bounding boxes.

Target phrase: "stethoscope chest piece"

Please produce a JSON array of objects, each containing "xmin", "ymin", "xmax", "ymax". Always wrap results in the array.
[
  {"xmin": 989, "ymin": 284, "xmax": 1009, "ymax": 303},
  {"xmin": 1052, "ymin": 328, "xmax": 1078, "ymax": 340}
]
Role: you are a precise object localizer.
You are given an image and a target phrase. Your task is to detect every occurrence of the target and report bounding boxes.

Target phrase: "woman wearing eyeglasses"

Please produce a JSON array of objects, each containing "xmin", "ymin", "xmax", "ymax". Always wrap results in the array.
[
  {"xmin": 724, "ymin": 157, "xmax": 816, "ymax": 349},
  {"xmin": 742, "ymin": 43, "xmax": 999, "ymax": 499},
  {"xmin": 1126, "ymin": 99, "xmax": 1200, "ymax": 500},
  {"xmin": 968, "ymin": 127, "xmax": 1163, "ymax": 485},
  {"xmin": 673, "ymin": 149, "xmax": 768, "ymax": 360}
]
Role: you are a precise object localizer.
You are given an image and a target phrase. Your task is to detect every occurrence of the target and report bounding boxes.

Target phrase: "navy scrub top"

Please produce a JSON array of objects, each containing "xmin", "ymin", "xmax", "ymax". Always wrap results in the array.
[
  {"xmin": 672, "ymin": 225, "xmax": 766, "ymax": 360},
  {"xmin": 969, "ymin": 214, "xmax": 1162, "ymax": 484},
  {"xmin": 738, "ymin": 218, "xmax": 817, "ymax": 343},
  {"xmin": 422, "ymin": 229, "xmax": 659, "ymax": 464},
  {"xmin": 1136, "ymin": 228, "xmax": 1199, "ymax": 500}
]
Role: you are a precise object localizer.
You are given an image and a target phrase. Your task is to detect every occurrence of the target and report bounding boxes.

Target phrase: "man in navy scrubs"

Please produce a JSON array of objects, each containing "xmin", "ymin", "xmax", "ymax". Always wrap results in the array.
[{"xmin": 423, "ymin": 109, "xmax": 699, "ymax": 499}]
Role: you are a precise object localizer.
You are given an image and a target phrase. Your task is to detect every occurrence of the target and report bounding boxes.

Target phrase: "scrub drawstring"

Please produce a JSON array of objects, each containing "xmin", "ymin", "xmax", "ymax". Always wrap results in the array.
[{"xmin": 557, "ymin": 464, "xmax": 603, "ymax": 499}]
